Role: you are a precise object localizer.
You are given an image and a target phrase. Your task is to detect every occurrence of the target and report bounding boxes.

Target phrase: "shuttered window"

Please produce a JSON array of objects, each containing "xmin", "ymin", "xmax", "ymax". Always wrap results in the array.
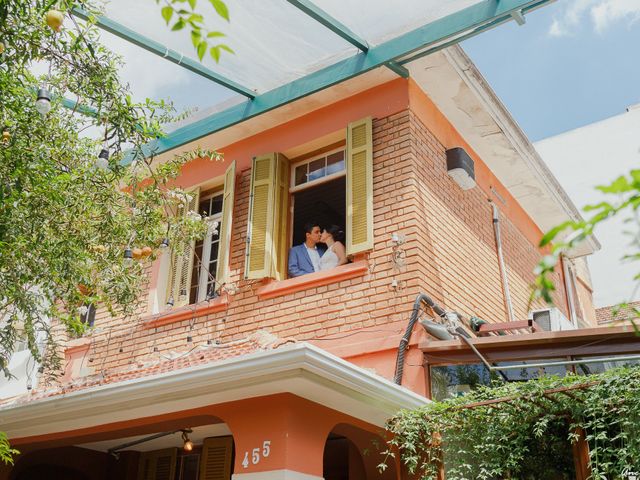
[
  {"xmin": 137, "ymin": 448, "xmax": 177, "ymax": 480},
  {"xmin": 245, "ymin": 153, "xmax": 289, "ymax": 280},
  {"xmin": 165, "ymin": 160, "xmax": 236, "ymax": 308},
  {"xmin": 200, "ymin": 436, "xmax": 233, "ymax": 480},
  {"xmin": 216, "ymin": 161, "xmax": 236, "ymax": 285},
  {"xmin": 166, "ymin": 189, "xmax": 200, "ymax": 308},
  {"xmin": 346, "ymin": 117, "xmax": 373, "ymax": 255}
]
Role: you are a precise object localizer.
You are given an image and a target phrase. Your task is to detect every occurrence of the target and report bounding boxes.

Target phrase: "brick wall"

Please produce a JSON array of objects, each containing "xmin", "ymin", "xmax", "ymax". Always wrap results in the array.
[{"xmin": 52, "ymin": 106, "xmax": 569, "ymax": 384}]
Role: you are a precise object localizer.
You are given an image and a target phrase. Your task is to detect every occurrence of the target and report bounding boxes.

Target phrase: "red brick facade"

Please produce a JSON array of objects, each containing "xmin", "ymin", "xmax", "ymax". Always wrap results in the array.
[{"xmin": 52, "ymin": 99, "xmax": 570, "ymax": 396}]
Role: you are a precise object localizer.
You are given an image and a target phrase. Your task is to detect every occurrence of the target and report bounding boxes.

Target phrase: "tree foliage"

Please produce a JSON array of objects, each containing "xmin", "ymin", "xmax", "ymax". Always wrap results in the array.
[
  {"xmin": 533, "ymin": 169, "xmax": 640, "ymax": 330},
  {"xmin": 0, "ymin": 0, "xmax": 222, "ymax": 379},
  {"xmin": 156, "ymin": 0, "xmax": 233, "ymax": 61},
  {"xmin": 383, "ymin": 366, "xmax": 640, "ymax": 479}
]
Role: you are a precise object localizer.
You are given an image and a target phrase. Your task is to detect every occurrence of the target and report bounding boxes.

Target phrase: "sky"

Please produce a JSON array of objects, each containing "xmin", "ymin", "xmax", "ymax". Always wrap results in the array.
[
  {"xmin": 464, "ymin": 0, "xmax": 640, "ymax": 308},
  {"xmin": 462, "ymin": 0, "xmax": 640, "ymax": 141}
]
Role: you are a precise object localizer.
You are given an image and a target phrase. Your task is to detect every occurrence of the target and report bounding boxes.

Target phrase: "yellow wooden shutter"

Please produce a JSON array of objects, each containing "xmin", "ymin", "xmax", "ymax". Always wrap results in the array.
[
  {"xmin": 216, "ymin": 161, "xmax": 236, "ymax": 285},
  {"xmin": 199, "ymin": 436, "xmax": 233, "ymax": 480},
  {"xmin": 245, "ymin": 154, "xmax": 276, "ymax": 279},
  {"xmin": 272, "ymin": 154, "xmax": 290, "ymax": 280},
  {"xmin": 137, "ymin": 448, "xmax": 177, "ymax": 480},
  {"xmin": 346, "ymin": 117, "xmax": 374, "ymax": 255},
  {"xmin": 166, "ymin": 188, "xmax": 200, "ymax": 307}
]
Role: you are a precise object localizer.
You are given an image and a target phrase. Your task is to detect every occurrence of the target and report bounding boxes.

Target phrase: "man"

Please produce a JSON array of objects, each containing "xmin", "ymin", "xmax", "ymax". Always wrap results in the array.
[{"xmin": 288, "ymin": 222, "xmax": 326, "ymax": 277}]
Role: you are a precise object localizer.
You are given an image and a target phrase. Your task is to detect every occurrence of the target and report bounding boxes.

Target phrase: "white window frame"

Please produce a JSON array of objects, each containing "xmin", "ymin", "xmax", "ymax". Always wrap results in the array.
[
  {"xmin": 289, "ymin": 147, "xmax": 346, "ymax": 193},
  {"xmin": 193, "ymin": 190, "xmax": 224, "ymax": 303}
]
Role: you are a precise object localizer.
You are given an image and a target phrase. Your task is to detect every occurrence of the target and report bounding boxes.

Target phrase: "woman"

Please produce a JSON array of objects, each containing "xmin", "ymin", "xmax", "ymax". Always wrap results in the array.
[{"xmin": 319, "ymin": 225, "xmax": 347, "ymax": 271}]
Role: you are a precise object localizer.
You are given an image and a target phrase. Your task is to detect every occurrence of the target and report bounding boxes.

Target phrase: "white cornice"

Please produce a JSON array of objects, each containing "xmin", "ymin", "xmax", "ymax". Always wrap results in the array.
[{"xmin": 0, "ymin": 343, "xmax": 427, "ymax": 440}]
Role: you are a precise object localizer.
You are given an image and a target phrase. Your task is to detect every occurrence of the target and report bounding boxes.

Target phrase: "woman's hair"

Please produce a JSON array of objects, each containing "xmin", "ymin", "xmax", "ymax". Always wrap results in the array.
[{"xmin": 324, "ymin": 224, "xmax": 345, "ymax": 243}]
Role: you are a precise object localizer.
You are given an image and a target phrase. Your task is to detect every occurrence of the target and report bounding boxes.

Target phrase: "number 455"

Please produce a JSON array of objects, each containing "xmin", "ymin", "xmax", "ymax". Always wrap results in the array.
[{"xmin": 242, "ymin": 440, "xmax": 271, "ymax": 468}]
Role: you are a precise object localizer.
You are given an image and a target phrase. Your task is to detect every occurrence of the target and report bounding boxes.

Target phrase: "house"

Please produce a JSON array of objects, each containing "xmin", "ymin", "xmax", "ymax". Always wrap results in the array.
[
  {"xmin": 0, "ymin": 2, "xmax": 615, "ymax": 479},
  {"xmin": 535, "ymin": 104, "xmax": 640, "ymax": 309}
]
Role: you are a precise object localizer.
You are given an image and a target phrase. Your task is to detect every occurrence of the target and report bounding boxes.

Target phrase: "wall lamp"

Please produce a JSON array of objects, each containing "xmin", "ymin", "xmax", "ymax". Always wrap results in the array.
[{"xmin": 446, "ymin": 147, "xmax": 476, "ymax": 190}]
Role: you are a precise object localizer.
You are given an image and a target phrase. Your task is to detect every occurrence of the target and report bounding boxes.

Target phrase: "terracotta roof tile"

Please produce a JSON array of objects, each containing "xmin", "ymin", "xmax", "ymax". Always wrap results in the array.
[{"xmin": 2, "ymin": 330, "xmax": 295, "ymax": 408}]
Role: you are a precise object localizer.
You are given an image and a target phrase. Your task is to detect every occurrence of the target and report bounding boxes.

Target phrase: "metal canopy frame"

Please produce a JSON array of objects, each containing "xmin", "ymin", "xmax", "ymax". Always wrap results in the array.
[{"xmin": 71, "ymin": 0, "xmax": 551, "ymax": 159}]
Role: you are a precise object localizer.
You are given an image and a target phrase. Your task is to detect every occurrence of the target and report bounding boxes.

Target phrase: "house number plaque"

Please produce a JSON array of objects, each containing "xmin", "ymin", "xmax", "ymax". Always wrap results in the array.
[{"xmin": 242, "ymin": 440, "xmax": 271, "ymax": 468}]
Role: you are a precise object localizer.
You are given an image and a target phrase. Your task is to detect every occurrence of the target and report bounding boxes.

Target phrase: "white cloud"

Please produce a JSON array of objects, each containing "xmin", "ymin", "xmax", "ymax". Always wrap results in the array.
[{"xmin": 548, "ymin": 0, "xmax": 640, "ymax": 36}]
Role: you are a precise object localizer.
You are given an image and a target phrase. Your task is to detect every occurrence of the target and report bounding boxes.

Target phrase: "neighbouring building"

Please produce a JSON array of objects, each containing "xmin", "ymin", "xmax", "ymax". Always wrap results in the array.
[
  {"xmin": 535, "ymin": 104, "xmax": 640, "ymax": 308},
  {"xmin": 5, "ymin": 13, "xmax": 639, "ymax": 480}
]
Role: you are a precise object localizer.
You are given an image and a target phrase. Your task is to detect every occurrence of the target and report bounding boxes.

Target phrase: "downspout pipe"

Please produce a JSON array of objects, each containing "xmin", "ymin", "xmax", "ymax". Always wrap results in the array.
[
  {"xmin": 394, "ymin": 293, "xmax": 446, "ymax": 385},
  {"xmin": 491, "ymin": 202, "xmax": 516, "ymax": 323}
]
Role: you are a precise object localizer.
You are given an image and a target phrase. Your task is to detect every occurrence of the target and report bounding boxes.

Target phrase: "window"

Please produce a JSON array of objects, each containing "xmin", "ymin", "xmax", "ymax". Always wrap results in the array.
[
  {"xmin": 165, "ymin": 161, "xmax": 236, "ymax": 310},
  {"xmin": 79, "ymin": 303, "xmax": 96, "ymax": 328},
  {"xmin": 291, "ymin": 149, "xmax": 346, "ymax": 247},
  {"xmin": 189, "ymin": 191, "xmax": 223, "ymax": 304},
  {"xmin": 244, "ymin": 117, "xmax": 373, "ymax": 281}
]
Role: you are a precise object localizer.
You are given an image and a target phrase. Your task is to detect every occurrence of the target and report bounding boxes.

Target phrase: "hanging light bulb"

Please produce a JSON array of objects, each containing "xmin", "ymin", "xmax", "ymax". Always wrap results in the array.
[
  {"xmin": 95, "ymin": 148, "xmax": 110, "ymax": 171},
  {"xmin": 160, "ymin": 238, "xmax": 170, "ymax": 249},
  {"xmin": 182, "ymin": 430, "xmax": 194, "ymax": 452},
  {"xmin": 123, "ymin": 247, "xmax": 133, "ymax": 263},
  {"xmin": 166, "ymin": 295, "xmax": 174, "ymax": 308},
  {"xmin": 35, "ymin": 88, "xmax": 52, "ymax": 116}
]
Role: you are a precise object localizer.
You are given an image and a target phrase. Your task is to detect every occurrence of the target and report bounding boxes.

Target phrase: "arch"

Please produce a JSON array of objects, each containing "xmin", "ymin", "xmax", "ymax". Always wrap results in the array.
[
  {"xmin": 323, "ymin": 423, "xmax": 399, "ymax": 480},
  {"xmin": 8, "ymin": 446, "xmax": 107, "ymax": 480}
]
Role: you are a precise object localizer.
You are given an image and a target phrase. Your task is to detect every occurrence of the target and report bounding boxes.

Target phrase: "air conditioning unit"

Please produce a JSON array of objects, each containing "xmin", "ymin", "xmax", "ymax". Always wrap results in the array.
[{"xmin": 528, "ymin": 307, "xmax": 576, "ymax": 332}]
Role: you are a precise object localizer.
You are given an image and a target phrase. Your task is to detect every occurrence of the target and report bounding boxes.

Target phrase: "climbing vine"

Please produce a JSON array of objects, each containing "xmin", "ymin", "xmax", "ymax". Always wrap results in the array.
[{"xmin": 382, "ymin": 366, "xmax": 640, "ymax": 479}]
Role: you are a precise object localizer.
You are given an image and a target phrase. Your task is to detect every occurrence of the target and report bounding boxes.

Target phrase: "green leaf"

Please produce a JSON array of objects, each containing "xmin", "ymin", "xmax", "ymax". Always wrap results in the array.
[
  {"xmin": 597, "ymin": 175, "xmax": 632, "ymax": 194},
  {"xmin": 191, "ymin": 29, "xmax": 202, "ymax": 48},
  {"xmin": 209, "ymin": 45, "xmax": 220, "ymax": 62},
  {"xmin": 539, "ymin": 221, "xmax": 571, "ymax": 247},
  {"xmin": 207, "ymin": 31, "xmax": 225, "ymax": 38},
  {"xmin": 218, "ymin": 44, "xmax": 234, "ymax": 54},
  {"xmin": 209, "ymin": 0, "xmax": 230, "ymax": 21},
  {"xmin": 188, "ymin": 0, "xmax": 197, "ymax": 8},
  {"xmin": 171, "ymin": 18, "xmax": 186, "ymax": 31},
  {"xmin": 161, "ymin": 6, "xmax": 174, "ymax": 25},
  {"xmin": 197, "ymin": 40, "xmax": 207, "ymax": 61}
]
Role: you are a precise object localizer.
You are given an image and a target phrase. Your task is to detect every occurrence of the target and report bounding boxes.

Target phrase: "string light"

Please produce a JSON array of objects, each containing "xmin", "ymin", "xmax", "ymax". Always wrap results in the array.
[
  {"xmin": 160, "ymin": 238, "xmax": 170, "ymax": 249},
  {"xmin": 96, "ymin": 148, "xmax": 110, "ymax": 171},
  {"xmin": 35, "ymin": 88, "xmax": 52, "ymax": 115},
  {"xmin": 181, "ymin": 430, "xmax": 193, "ymax": 452},
  {"xmin": 123, "ymin": 247, "xmax": 133, "ymax": 263},
  {"xmin": 166, "ymin": 295, "xmax": 174, "ymax": 308}
]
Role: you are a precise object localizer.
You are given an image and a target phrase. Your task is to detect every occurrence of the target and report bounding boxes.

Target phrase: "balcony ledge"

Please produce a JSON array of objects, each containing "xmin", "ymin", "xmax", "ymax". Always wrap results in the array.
[
  {"xmin": 256, "ymin": 261, "xmax": 369, "ymax": 300},
  {"xmin": 142, "ymin": 294, "xmax": 230, "ymax": 329}
]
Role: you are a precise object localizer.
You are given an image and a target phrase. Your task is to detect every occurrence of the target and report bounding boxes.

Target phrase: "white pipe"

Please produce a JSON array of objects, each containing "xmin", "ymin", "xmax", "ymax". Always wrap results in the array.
[
  {"xmin": 561, "ymin": 255, "xmax": 578, "ymax": 327},
  {"xmin": 491, "ymin": 202, "xmax": 515, "ymax": 323}
]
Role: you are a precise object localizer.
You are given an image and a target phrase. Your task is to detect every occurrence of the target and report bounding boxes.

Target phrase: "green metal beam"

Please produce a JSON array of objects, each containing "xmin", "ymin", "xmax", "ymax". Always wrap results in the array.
[
  {"xmin": 71, "ymin": 7, "xmax": 256, "ymax": 99},
  {"xmin": 385, "ymin": 61, "xmax": 410, "ymax": 78},
  {"xmin": 60, "ymin": 96, "xmax": 99, "ymax": 117},
  {"xmin": 138, "ymin": 0, "xmax": 555, "ymax": 160},
  {"xmin": 285, "ymin": 0, "xmax": 369, "ymax": 52}
]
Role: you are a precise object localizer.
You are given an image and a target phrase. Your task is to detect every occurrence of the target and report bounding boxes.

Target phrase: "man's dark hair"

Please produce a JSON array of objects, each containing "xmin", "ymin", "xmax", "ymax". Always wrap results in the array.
[{"xmin": 303, "ymin": 221, "xmax": 321, "ymax": 235}]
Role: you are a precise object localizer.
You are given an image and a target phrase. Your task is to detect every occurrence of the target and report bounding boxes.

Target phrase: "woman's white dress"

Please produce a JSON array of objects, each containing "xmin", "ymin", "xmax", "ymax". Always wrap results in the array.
[{"xmin": 319, "ymin": 243, "xmax": 340, "ymax": 271}]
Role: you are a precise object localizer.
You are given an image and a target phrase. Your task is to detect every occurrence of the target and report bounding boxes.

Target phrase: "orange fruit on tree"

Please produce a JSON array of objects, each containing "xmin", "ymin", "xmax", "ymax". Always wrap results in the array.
[
  {"xmin": 45, "ymin": 10, "xmax": 64, "ymax": 32},
  {"xmin": 0, "ymin": 42, "xmax": 5, "ymax": 54},
  {"xmin": 132, "ymin": 248, "xmax": 143, "ymax": 259},
  {"xmin": 141, "ymin": 246, "xmax": 153, "ymax": 257}
]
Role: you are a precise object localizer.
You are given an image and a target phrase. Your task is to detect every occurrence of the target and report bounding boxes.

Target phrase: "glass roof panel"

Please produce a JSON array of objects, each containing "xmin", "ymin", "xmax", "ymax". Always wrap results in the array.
[
  {"xmin": 313, "ymin": 0, "xmax": 483, "ymax": 45},
  {"xmin": 105, "ymin": 0, "xmax": 357, "ymax": 94}
]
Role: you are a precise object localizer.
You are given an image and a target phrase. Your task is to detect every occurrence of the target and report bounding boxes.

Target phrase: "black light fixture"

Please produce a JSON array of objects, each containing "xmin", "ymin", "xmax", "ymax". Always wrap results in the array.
[
  {"xmin": 123, "ymin": 246, "xmax": 133, "ymax": 262},
  {"xmin": 166, "ymin": 295, "xmax": 174, "ymax": 307},
  {"xmin": 181, "ymin": 429, "xmax": 194, "ymax": 452},
  {"xmin": 96, "ymin": 148, "xmax": 110, "ymax": 171},
  {"xmin": 446, "ymin": 147, "xmax": 476, "ymax": 190},
  {"xmin": 160, "ymin": 237, "xmax": 170, "ymax": 249},
  {"xmin": 35, "ymin": 87, "xmax": 52, "ymax": 115}
]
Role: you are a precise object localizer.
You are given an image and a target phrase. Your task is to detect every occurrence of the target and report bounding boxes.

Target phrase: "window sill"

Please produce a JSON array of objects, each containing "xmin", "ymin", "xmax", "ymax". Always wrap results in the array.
[
  {"xmin": 142, "ymin": 294, "xmax": 230, "ymax": 329},
  {"xmin": 256, "ymin": 261, "xmax": 368, "ymax": 300}
]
